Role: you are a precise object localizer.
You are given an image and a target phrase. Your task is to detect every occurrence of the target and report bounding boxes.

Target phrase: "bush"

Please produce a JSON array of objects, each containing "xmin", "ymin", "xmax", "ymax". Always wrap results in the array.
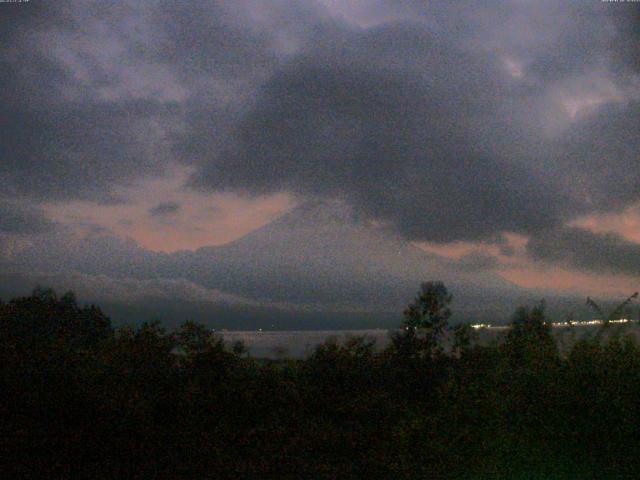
[{"xmin": 2, "ymin": 287, "xmax": 640, "ymax": 477}]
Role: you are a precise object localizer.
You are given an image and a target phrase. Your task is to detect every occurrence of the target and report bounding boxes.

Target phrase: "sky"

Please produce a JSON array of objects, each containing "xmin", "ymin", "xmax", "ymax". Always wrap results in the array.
[{"xmin": 1, "ymin": 0, "xmax": 639, "ymax": 328}]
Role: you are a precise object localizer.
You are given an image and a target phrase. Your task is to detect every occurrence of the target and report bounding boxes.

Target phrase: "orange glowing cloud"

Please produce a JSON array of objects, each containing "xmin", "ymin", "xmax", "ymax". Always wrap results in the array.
[
  {"xmin": 499, "ymin": 265, "xmax": 639, "ymax": 298},
  {"xmin": 570, "ymin": 203, "xmax": 640, "ymax": 244},
  {"xmin": 415, "ymin": 232, "xmax": 638, "ymax": 298},
  {"xmin": 42, "ymin": 166, "xmax": 296, "ymax": 252}
]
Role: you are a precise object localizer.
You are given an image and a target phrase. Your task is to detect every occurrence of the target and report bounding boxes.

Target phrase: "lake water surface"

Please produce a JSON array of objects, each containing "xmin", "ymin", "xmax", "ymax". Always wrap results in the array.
[{"xmin": 220, "ymin": 323, "xmax": 640, "ymax": 358}]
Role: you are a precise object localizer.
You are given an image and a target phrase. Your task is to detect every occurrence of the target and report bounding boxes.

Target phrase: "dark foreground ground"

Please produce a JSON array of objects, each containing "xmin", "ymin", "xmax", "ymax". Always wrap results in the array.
[{"xmin": 2, "ymin": 288, "xmax": 640, "ymax": 478}]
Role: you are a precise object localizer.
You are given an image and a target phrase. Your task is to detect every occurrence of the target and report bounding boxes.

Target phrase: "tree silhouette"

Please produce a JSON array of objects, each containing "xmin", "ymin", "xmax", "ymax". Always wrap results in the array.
[
  {"xmin": 451, "ymin": 323, "xmax": 475, "ymax": 356},
  {"xmin": 0, "ymin": 286, "xmax": 113, "ymax": 352},
  {"xmin": 3, "ymin": 286, "xmax": 640, "ymax": 477},
  {"xmin": 503, "ymin": 301, "xmax": 558, "ymax": 369},
  {"xmin": 176, "ymin": 320, "xmax": 220, "ymax": 356},
  {"xmin": 403, "ymin": 281, "xmax": 452, "ymax": 334},
  {"xmin": 390, "ymin": 281, "xmax": 453, "ymax": 358}
]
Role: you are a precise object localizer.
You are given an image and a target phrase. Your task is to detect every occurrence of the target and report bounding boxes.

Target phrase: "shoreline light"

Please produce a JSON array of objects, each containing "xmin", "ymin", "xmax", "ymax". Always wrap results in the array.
[{"xmin": 469, "ymin": 319, "xmax": 633, "ymax": 330}]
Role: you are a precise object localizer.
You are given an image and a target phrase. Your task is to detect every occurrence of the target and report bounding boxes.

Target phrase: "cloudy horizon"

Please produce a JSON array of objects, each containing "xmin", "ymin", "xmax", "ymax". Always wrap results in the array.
[{"xmin": 1, "ymin": 0, "xmax": 639, "ymax": 327}]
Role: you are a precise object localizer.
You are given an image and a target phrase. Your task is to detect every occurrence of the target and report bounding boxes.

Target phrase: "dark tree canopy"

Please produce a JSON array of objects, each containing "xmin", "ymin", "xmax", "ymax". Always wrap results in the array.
[
  {"xmin": 0, "ymin": 286, "xmax": 113, "ymax": 351},
  {"xmin": 402, "ymin": 281, "xmax": 452, "ymax": 334},
  {"xmin": 3, "ymin": 286, "xmax": 640, "ymax": 478}
]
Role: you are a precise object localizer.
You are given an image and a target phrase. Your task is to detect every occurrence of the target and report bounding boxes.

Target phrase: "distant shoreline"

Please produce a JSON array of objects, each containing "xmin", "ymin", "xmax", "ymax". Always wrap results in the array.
[{"xmin": 215, "ymin": 319, "xmax": 636, "ymax": 334}]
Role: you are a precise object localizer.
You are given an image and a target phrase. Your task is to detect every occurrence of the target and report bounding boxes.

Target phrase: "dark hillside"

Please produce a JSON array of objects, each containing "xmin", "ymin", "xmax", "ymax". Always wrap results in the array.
[{"xmin": 2, "ymin": 286, "xmax": 640, "ymax": 478}]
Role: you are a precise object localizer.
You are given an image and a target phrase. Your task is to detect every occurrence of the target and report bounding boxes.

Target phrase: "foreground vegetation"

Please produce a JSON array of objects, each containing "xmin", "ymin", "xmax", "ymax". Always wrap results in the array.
[{"xmin": 2, "ymin": 285, "xmax": 640, "ymax": 478}]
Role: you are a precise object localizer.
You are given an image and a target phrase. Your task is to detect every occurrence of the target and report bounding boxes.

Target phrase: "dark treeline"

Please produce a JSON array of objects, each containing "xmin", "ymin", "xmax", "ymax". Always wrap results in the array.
[{"xmin": 2, "ymin": 284, "xmax": 640, "ymax": 478}]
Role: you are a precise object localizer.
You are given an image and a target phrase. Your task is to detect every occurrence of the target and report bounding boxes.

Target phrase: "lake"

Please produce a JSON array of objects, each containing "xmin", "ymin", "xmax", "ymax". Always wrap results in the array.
[{"xmin": 220, "ymin": 322, "xmax": 640, "ymax": 358}]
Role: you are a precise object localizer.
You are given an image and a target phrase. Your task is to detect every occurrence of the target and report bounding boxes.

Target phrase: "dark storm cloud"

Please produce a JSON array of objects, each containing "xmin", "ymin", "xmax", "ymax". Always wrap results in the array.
[
  {"xmin": 0, "ymin": 0, "xmax": 333, "ymax": 203},
  {"xmin": 163, "ymin": 0, "xmax": 332, "ymax": 64},
  {"xmin": 162, "ymin": 1, "xmax": 342, "ymax": 169},
  {"xmin": 0, "ymin": 3, "xmax": 74, "ymax": 109},
  {"xmin": 366, "ymin": 0, "xmax": 638, "ymax": 81},
  {"xmin": 2, "ymin": 0, "xmax": 639, "ymax": 252},
  {"xmin": 607, "ymin": 3, "xmax": 640, "ymax": 75},
  {"xmin": 528, "ymin": 227, "xmax": 640, "ymax": 277},
  {"xmin": 1, "ymin": 100, "xmax": 178, "ymax": 202},
  {"xmin": 190, "ymin": 22, "xmax": 565, "ymax": 242},
  {"xmin": 548, "ymin": 102, "xmax": 640, "ymax": 214},
  {"xmin": 0, "ymin": 202, "xmax": 55, "ymax": 235},
  {"xmin": 149, "ymin": 201, "xmax": 181, "ymax": 217},
  {"xmin": 499, "ymin": 244, "xmax": 516, "ymax": 258},
  {"xmin": 0, "ymin": 2, "xmax": 180, "ymax": 202},
  {"xmin": 185, "ymin": 2, "xmax": 640, "ymax": 243},
  {"xmin": 455, "ymin": 252, "xmax": 500, "ymax": 273},
  {"xmin": 151, "ymin": 0, "xmax": 301, "ymax": 81}
]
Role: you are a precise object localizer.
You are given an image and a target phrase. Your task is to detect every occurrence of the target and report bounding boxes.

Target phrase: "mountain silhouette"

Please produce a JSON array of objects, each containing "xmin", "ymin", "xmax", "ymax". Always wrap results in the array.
[
  {"xmin": 170, "ymin": 200, "xmax": 523, "ymax": 317},
  {"xmin": 4, "ymin": 199, "xmax": 531, "ymax": 324}
]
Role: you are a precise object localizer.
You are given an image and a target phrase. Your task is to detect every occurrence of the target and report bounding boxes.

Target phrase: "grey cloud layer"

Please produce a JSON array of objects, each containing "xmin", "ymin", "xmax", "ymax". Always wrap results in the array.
[
  {"xmin": 0, "ymin": 202, "xmax": 55, "ymax": 235},
  {"xmin": 0, "ymin": 0, "xmax": 331, "ymax": 202},
  {"xmin": 191, "ymin": 23, "xmax": 566, "ymax": 242},
  {"xmin": 149, "ymin": 201, "xmax": 181, "ymax": 217},
  {"xmin": 548, "ymin": 102, "xmax": 640, "ymax": 214},
  {"xmin": 528, "ymin": 227, "xmax": 640, "ymax": 277},
  {"xmin": 2, "ymin": 0, "xmax": 639, "ymax": 246},
  {"xmin": 0, "ymin": 200, "xmax": 523, "ymax": 317},
  {"xmin": 184, "ymin": 2, "xmax": 639, "ymax": 243},
  {"xmin": 1, "ymin": 2, "xmax": 181, "ymax": 202}
]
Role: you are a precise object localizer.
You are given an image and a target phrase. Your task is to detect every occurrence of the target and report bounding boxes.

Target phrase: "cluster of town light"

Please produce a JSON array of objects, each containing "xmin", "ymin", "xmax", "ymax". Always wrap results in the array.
[
  {"xmin": 216, "ymin": 319, "xmax": 635, "ymax": 334},
  {"xmin": 470, "ymin": 319, "xmax": 633, "ymax": 330}
]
